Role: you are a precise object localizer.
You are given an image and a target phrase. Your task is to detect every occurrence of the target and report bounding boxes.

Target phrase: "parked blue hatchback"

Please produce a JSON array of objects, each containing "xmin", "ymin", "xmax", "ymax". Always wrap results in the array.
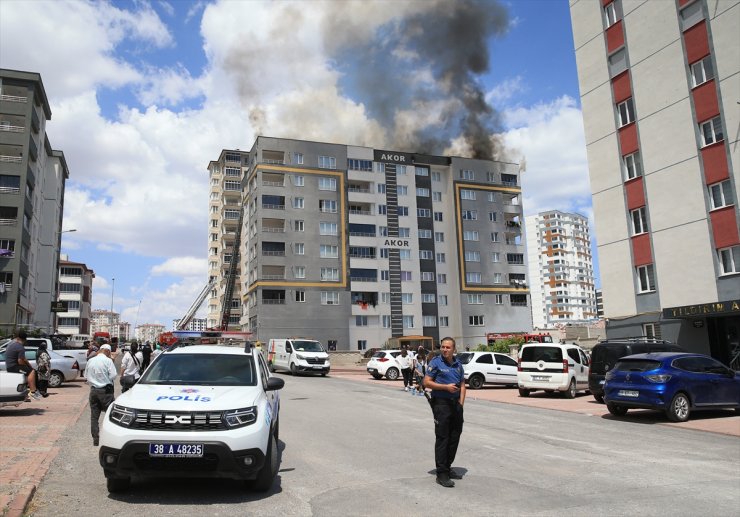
[{"xmin": 604, "ymin": 352, "xmax": 740, "ymax": 422}]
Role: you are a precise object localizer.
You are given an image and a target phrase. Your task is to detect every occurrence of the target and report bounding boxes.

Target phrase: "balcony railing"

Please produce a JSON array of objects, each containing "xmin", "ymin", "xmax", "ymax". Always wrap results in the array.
[
  {"xmin": 262, "ymin": 181, "xmax": 284, "ymax": 186},
  {"xmin": 350, "ymin": 276, "xmax": 377, "ymax": 282},
  {"xmin": 0, "ymin": 218, "xmax": 18, "ymax": 226},
  {"xmin": 0, "ymin": 125, "xmax": 24, "ymax": 133},
  {"xmin": 0, "ymin": 94, "xmax": 27, "ymax": 103},
  {"xmin": 0, "ymin": 156, "xmax": 22, "ymax": 163},
  {"xmin": 349, "ymin": 253, "xmax": 377, "ymax": 259},
  {"xmin": 262, "ymin": 274, "xmax": 285, "ymax": 280},
  {"xmin": 349, "ymin": 231, "xmax": 376, "ymax": 237},
  {"xmin": 262, "ymin": 227, "xmax": 285, "ymax": 233},
  {"xmin": 348, "ymin": 187, "xmax": 371, "ymax": 193},
  {"xmin": 0, "ymin": 187, "xmax": 20, "ymax": 194},
  {"xmin": 262, "ymin": 159, "xmax": 284, "ymax": 165},
  {"xmin": 349, "ymin": 209, "xmax": 373, "ymax": 215},
  {"xmin": 262, "ymin": 299, "xmax": 286, "ymax": 304},
  {"xmin": 262, "ymin": 250, "xmax": 285, "ymax": 256},
  {"xmin": 262, "ymin": 204, "xmax": 285, "ymax": 210}
]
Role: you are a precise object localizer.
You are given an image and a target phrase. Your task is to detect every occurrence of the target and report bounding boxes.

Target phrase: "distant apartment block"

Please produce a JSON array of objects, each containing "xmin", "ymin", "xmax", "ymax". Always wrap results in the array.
[
  {"xmin": 0, "ymin": 69, "xmax": 69, "ymax": 334},
  {"xmin": 570, "ymin": 0, "xmax": 739, "ymax": 362},
  {"xmin": 136, "ymin": 323, "xmax": 165, "ymax": 344},
  {"xmin": 172, "ymin": 317, "xmax": 207, "ymax": 331},
  {"xmin": 56, "ymin": 254, "xmax": 94, "ymax": 335},
  {"xmin": 91, "ymin": 309, "xmax": 130, "ymax": 340},
  {"xmin": 219, "ymin": 136, "xmax": 532, "ymax": 351},
  {"xmin": 525, "ymin": 211, "xmax": 597, "ymax": 328}
]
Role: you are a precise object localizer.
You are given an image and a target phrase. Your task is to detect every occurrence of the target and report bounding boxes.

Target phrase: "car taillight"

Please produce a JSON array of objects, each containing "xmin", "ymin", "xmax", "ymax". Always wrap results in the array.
[
  {"xmin": 517, "ymin": 358, "xmax": 522, "ymax": 372},
  {"xmin": 72, "ymin": 360, "xmax": 80, "ymax": 370},
  {"xmin": 378, "ymin": 358, "xmax": 389, "ymax": 362},
  {"xmin": 562, "ymin": 359, "xmax": 568, "ymax": 373}
]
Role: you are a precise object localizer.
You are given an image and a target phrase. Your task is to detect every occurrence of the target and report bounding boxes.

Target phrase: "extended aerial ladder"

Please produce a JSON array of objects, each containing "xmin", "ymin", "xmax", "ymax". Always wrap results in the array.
[
  {"xmin": 176, "ymin": 276, "xmax": 217, "ymax": 330},
  {"xmin": 219, "ymin": 205, "xmax": 245, "ymax": 331}
]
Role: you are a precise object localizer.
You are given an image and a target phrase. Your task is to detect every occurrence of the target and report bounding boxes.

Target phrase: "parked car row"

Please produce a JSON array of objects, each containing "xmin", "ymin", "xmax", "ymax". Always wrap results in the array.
[
  {"xmin": 366, "ymin": 338, "xmax": 740, "ymax": 422},
  {"xmin": 0, "ymin": 345, "xmax": 80, "ymax": 388}
]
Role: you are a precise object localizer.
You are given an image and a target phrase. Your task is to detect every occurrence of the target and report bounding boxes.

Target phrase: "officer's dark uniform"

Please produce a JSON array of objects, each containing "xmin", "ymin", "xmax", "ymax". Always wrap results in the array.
[{"xmin": 426, "ymin": 353, "xmax": 465, "ymax": 480}]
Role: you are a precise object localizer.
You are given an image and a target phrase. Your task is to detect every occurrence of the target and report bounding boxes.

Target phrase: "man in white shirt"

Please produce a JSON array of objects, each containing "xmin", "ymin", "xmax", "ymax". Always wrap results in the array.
[{"xmin": 86, "ymin": 344, "xmax": 117, "ymax": 446}]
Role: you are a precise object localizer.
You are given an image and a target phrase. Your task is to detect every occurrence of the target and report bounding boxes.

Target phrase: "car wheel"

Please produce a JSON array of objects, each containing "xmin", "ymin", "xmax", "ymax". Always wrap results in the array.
[
  {"xmin": 252, "ymin": 434, "xmax": 278, "ymax": 492},
  {"xmin": 371, "ymin": 373, "xmax": 382, "ymax": 380},
  {"xmin": 563, "ymin": 379, "xmax": 576, "ymax": 399},
  {"xmin": 666, "ymin": 392, "xmax": 690, "ymax": 422},
  {"xmin": 385, "ymin": 367, "xmax": 399, "ymax": 381},
  {"xmin": 594, "ymin": 394, "xmax": 604, "ymax": 404},
  {"xmin": 607, "ymin": 403, "xmax": 628, "ymax": 417},
  {"xmin": 468, "ymin": 374, "xmax": 484, "ymax": 390},
  {"xmin": 290, "ymin": 363, "xmax": 298, "ymax": 376},
  {"xmin": 518, "ymin": 388, "xmax": 530, "ymax": 397},
  {"xmin": 48, "ymin": 371, "xmax": 64, "ymax": 388},
  {"xmin": 106, "ymin": 476, "xmax": 130, "ymax": 493}
]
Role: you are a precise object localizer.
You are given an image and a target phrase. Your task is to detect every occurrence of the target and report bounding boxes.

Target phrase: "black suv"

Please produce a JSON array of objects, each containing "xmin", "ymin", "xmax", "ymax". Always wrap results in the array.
[{"xmin": 589, "ymin": 338, "xmax": 683, "ymax": 402}]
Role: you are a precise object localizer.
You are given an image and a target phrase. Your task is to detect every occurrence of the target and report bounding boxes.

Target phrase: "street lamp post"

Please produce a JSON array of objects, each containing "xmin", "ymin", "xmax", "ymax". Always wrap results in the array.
[{"xmin": 110, "ymin": 277, "xmax": 115, "ymax": 340}]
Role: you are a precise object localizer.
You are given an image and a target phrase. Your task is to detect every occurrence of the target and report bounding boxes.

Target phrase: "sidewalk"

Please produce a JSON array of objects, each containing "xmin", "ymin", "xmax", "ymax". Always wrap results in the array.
[
  {"xmin": 330, "ymin": 366, "xmax": 740, "ymax": 437},
  {"xmin": 0, "ymin": 379, "xmax": 89, "ymax": 517}
]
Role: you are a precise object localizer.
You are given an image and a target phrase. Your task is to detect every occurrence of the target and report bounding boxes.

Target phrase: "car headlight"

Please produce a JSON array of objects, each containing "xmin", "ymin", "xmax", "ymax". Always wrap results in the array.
[
  {"xmin": 605, "ymin": 371, "xmax": 615, "ymax": 381},
  {"xmin": 223, "ymin": 406, "xmax": 257, "ymax": 428},
  {"xmin": 645, "ymin": 374, "xmax": 671, "ymax": 383},
  {"xmin": 295, "ymin": 354, "xmax": 305, "ymax": 360},
  {"xmin": 109, "ymin": 404, "xmax": 136, "ymax": 427}
]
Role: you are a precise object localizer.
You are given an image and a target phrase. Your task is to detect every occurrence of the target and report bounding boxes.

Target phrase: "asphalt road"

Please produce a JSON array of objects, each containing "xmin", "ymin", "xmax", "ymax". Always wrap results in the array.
[{"xmin": 28, "ymin": 373, "xmax": 740, "ymax": 516}]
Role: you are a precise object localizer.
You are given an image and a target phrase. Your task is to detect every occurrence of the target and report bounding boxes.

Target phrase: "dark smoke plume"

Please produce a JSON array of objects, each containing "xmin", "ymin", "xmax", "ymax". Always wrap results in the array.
[{"xmin": 333, "ymin": 0, "xmax": 509, "ymax": 159}]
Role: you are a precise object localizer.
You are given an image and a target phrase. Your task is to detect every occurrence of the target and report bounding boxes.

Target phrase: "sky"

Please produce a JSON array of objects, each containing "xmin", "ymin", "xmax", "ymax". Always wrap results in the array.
[{"xmin": 0, "ymin": 0, "xmax": 596, "ymax": 330}]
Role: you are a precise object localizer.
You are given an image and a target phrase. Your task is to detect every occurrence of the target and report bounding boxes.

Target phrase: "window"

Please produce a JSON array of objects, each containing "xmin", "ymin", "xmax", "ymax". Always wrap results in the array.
[
  {"xmin": 439, "ymin": 295, "xmax": 448, "ymax": 305},
  {"xmin": 637, "ymin": 264, "xmax": 656, "ymax": 292},
  {"xmin": 493, "ymin": 273, "xmax": 503, "ymax": 284},
  {"xmin": 319, "ymin": 199, "xmax": 338, "ymax": 213},
  {"xmin": 380, "ymin": 248, "xmax": 389, "ymax": 259},
  {"xmin": 378, "ymin": 205, "xmax": 387, "ymax": 215},
  {"xmin": 295, "ymin": 220, "xmax": 304, "ymax": 232},
  {"xmin": 355, "ymin": 316, "xmax": 368, "ymax": 327},
  {"xmin": 491, "ymin": 232, "xmax": 500, "ymax": 242},
  {"xmin": 718, "ymin": 246, "xmax": 740, "ymax": 275},
  {"xmin": 487, "ymin": 191, "xmax": 497, "ymax": 202},
  {"xmin": 466, "ymin": 272, "xmax": 482, "ymax": 283},
  {"xmin": 492, "ymin": 252, "xmax": 500, "ymax": 263},
  {"xmin": 293, "ymin": 197, "xmax": 304, "ymax": 209},
  {"xmin": 399, "ymin": 227, "xmax": 411, "ymax": 237},
  {"xmin": 469, "ymin": 315, "xmax": 484, "ymax": 326},
  {"xmin": 460, "ymin": 189, "xmax": 476, "ymax": 200},
  {"xmin": 463, "ymin": 231, "xmax": 479, "ymax": 241},
  {"xmin": 319, "ymin": 177, "xmax": 337, "ymax": 190},
  {"xmin": 437, "ymin": 274, "xmax": 447, "ymax": 284},
  {"xmin": 691, "ymin": 56, "xmax": 714, "ymax": 87},
  {"xmin": 319, "ymin": 222, "xmax": 338, "ymax": 235},
  {"xmin": 295, "ymin": 290, "xmax": 305, "ymax": 302},
  {"xmin": 494, "ymin": 294, "xmax": 503, "ymax": 305},
  {"xmin": 381, "ymin": 270, "xmax": 390, "ymax": 281},
  {"xmin": 377, "ymin": 184, "xmax": 386, "ymax": 194},
  {"xmin": 293, "ymin": 153, "xmax": 304, "ymax": 165},
  {"xmin": 318, "ymin": 156, "xmax": 336, "ymax": 169},
  {"xmin": 643, "ymin": 323, "xmax": 658, "ymax": 340},
  {"xmin": 435, "ymin": 232, "xmax": 444, "ymax": 242},
  {"xmin": 436, "ymin": 253, "xmax": 446, "ymax": 263},
  {"xmin": 422, "ymin": 293, "xmax": 436, "ymax": 303},
  {"xmin": 224, "ymin": 181, "xmax": 241, "ymax": 191},
  {"xmin": 608, "ymin": 48, "xmax": 628, "ymax": 77},
  {"xmin": 432, "ymin": 171, "xmax": 441, "ymax": 182},
  {"xmin": 421, "ymin": 271, "xmax": 435, "ymax": 281},
  {"xmin": 510, "ymin": 294, "xmax": 527, "ymax": 306},
  {"xmin": 416, "ymin": 187, "xmax": 430, "ymax": 197},
  {"xmin": 416, "ymin": 167, "xmax": 429, "ymax": 176},
  {"xmin": 709, "ymin": 180, "xmax": 735, "ymax": 209},
  {"xmin": 623, "ymin": 152, "xmax": 643, "ymax": 180},
  {"xmin": 398, "ymin": 206, "xmax": 409, "ymax": 216},
  {"xmin": 507, "ymin": 253, "xmax": 524, "ymax": 264},
  {"xmin": 379, "ymin": 226, "xmax": 388, "ymax": 237},
  {"xmin": 700, "ymin": 117, "xmax": 723, "ymax": 147},
  {"xmin": 462, "ymin": 210, "xmax": 478, "ymax": 220},
  {"xmin": 400, "ymin": 271, "xmax": 413, "ymax": 282},
  {"xmin": 417, "ymin": 208, "xmax": 431, "ymax": 218},
  {"xmin": 468, "ymin": 294, "xmax": 483, "ymax": 304},
  {"xmin": 489, "ymin": 212, "xmax": 497, "ymax": 222},
  {"xmin": 403, "ymin": 316, "xmax": 415, "ymax": 328},
  {"xmin": 382, "ymin": 315, "xmax": 391, "ymax": 328},
  {"xmin": 423, "ymin": 315, "xmax": 436, "ymax": 327},
  {"xmin": 439, "ymin": 316, "xmax": 449, "ymax": 327},
  {"xmin": 617, "ymin": 98, "xmax": 635, "ymax": 127},
  {"xmin": 399, "ymin": 249, "xmax": 411, "ymax": 260},
  {"xmin": 679, "ymin": 0, "xmax": 704, "ymax": 30},
  {"xmin": 320, "ymin": 245, "xmax": 339, "ymax": 258},
  {"xmin": 631, "ymin": 207, "xmax": 648, "ymax": 235},
  {"xmin": 321, "ymin": 291, "xmax": 339, "ymax": 305},
  {"xmin": 321, "ymin": 268, "xmax": 339, "ymax": 281},
  {"xmin": 419, "ymin": 229, "xmax": 432, "ymax": 239},
  {"xmin": 348, "ymin": 159, "xmax": 372, "ymax": 171},
  {"xmin": 461, "ymin": 169, "xmax": 475, "ymax": 180},
  {"xmin": 604, "ymin": 2, "xmax": 617, "ymax": 27},
  {"xmin": 401, "ymin": 293, "xmax": 413, "ymax": 304},
  {"xmin": 294, "ymin": 266, "xmax": 306, "ymax": 279},
  {"xmin": 419, "ymin": 250, "xmax": 433, "ymax": 260},
  {"xmin": 465, "ymin": 251, "xmax": 481, "ymax": 262},
  {"xmin": 398, "ymin": 185, "xmax": 408, "ymax": 195},
  {"xmin": 434, "ymin": 212, "xmax": 443, "ymax": 221},
  {"xmin": 433, "ymin": 191, "xmax": 442, "ymax": 202}
]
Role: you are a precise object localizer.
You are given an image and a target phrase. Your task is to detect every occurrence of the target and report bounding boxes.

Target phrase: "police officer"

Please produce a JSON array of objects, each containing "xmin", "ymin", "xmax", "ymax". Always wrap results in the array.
[{"xmin": 423, "ymin": 336, "xmax": 466, "ymax": 487}]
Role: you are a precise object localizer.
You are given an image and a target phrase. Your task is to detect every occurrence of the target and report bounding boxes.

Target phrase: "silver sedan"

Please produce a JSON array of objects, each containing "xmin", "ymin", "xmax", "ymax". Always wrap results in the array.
[{"xmin": 0, "ymin": 346, "xmax": 80, "ymax": 388}]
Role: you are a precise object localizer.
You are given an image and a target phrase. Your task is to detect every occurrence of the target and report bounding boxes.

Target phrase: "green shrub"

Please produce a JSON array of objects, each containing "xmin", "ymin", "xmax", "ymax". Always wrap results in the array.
[{"xmin": 474, "ymin": 336, "xmax": 524, "ymax": 354}]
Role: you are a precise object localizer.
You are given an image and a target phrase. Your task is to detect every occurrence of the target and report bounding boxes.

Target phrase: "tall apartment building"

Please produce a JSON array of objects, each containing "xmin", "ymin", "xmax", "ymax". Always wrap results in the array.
[
  {"xmin": 525, "ymin": 211, "xmax": 597, "ymax": 328},
  {"xmin": 232, "ymin": 136, "xmax": 531, "ymax": 351},
  {"xmin": 570, "ymin": 0, "xmax": 739, "ymax": 363},
  {"xmin": 0, "ymin": 69, "xmax": 69, "ymax": 334},
  {"xmin": 172, "ymin": 317, "xmax": 207, "ymax": 331},
  {"xmin": 206, "ymin": 150, "xmax": 249, "ymax": 330},
  {"xmin": 90, "ymin": 309, "xmax": 127, "ymax": 340},
  {"xmin": 56, "ymin": 255, "xmax": 94, "ymax": 335},
  {"xmin": 136, "ymin": 323, "xmax": 165, "ymax": 344}
]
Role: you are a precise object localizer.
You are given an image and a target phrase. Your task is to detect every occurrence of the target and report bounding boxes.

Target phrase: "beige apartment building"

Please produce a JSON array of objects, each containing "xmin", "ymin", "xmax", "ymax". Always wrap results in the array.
[{"xmin": 570, "ymin": 0, "xmax": 739, "ymax": 365}]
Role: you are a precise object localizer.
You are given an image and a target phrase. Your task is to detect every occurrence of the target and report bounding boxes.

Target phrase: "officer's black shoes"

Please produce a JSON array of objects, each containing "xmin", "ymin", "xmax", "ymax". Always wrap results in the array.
[
  {"xmin": 93, "ymin": 438, "xmax": 99, "ymax": 446},
  {"xmin": 449, "ymin": 470, "xmax": 462, "ymax": 480},
  {"xmin": 436, "ymin": 474, "xmax": 455, "ymax": 488}
]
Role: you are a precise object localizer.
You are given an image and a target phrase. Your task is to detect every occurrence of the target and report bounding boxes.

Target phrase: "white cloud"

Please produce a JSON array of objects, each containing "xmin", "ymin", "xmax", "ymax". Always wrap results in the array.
[
  {"xmin": 487, "ymin": 76, "xmax": 526, "ymax": 106},
  {"xmin": 151, "ymin": 257, "xmax": 207, "ymax": 277}
]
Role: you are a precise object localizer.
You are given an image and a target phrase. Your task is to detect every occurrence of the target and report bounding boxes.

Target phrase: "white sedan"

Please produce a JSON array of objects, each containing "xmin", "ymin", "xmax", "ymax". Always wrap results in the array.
[
  {"xmin": 458, "ymin": 351, "xmax": 519, "ymax": 389},
  {"xmin": 366, "ymin": 350, "xmax": 416, "ymax": 380}
]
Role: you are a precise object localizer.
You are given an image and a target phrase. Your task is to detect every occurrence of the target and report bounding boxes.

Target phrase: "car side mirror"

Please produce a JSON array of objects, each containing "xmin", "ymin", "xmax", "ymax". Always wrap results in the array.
[{"xmin": 266, "ymin": 376, "xmax": 285, "ymax": 391}]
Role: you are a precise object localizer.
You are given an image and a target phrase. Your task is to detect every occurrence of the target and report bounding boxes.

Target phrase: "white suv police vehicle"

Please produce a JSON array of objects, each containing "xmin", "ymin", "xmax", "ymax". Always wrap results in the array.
[{"xmin": 99, "ymin": 339, "xmax": 284, "ymax": 493}]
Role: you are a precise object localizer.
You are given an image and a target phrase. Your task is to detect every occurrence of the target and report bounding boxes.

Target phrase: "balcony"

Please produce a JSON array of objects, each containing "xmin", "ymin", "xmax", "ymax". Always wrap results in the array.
[
  {"xmin": 0, "ymin": 94, "xmax": 27, "ymax": 103},
  {"xmin": 0, "ymin": 124, "xmax": 24, "ymax": 133},
  {"xmin": 262, "ymin": 204, "xmax": 285, "ymax": 210}
]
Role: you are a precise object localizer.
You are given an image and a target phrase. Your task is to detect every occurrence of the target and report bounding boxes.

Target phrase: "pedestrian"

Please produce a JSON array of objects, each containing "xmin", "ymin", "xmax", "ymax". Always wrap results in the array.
[
  {"xmin": 413, "ymin": 347, "xmax": 428, "ymax": 395},
  {"xmin": 397, "ymin": 347, "xmax": 413, "ymax": 391},
  {"xmin": 86, "ymin": 344, "xmax": 117, "ymax": 446},
  {"xmin": 120, "ymin": 342, "xmax": 143, "ymax": 392},
  {"xmin": 151, "ymin": 343, "xmax": 162, "ymax": 361},
  {"xmin": 5, "ymin": 330, "xmax": 41, "ymax": 400},
  {"xmin": 86, "ymin": 340, "xmax": 98, "ymax": 360},
  {"xmin": 141, "ymin": 341, "xmax": 152, "ymax": 371},
  {"xmin": 35, "ymin": 340, "xmax": 52, "ymax": 398},
  {"xmin": 423, "ymin": 336, "xmax": 466, "ymax": 488}
]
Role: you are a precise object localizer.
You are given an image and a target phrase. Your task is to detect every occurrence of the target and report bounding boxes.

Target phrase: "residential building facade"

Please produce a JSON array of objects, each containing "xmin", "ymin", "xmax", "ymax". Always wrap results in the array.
[
  {"xmin": 136, "ymin": 323, "xmax": 165, "ymax": 344},
  {"xmin": 172, "ymin": 317, "xmax": 207, "ymax": 331},
  {"xmin": 570, "ymin": 0, "xmax": 739, "ymax": 364},
  {"xmin": 234, "ymin": 136, "xmax": 532, "ymax": 351},
  {"xmin": 525, "ymin": 211, "xmax": 597, "ymax": 328},
  {"xmin": 56, "ymin": 255, "xmax": 94, "ymax": 335},
  {"xmin": 0, "ymin": 69, "xmax": 68, "ymax": 334}
]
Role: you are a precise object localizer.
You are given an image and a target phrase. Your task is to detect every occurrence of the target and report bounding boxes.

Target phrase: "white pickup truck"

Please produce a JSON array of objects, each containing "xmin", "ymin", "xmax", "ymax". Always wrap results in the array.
[{"xmin": 26, "ymin": 337, "xmax": 89, "ymax": 374}]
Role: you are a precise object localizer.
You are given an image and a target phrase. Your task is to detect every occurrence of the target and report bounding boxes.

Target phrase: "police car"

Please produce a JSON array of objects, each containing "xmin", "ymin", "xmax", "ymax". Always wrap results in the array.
[{"xmin": 98, "ymin": 334, "xmax": 284, "ymax": 493}]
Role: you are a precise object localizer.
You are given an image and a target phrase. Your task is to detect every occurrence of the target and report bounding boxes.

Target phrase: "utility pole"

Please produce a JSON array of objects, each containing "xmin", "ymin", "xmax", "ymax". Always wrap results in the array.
[{"xmin": 110, "ymin": 277, "xmax": 115, "ymax": 339}]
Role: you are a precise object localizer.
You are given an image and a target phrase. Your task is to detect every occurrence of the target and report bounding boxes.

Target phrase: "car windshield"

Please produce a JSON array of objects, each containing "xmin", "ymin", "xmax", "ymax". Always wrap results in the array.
[
  {"xmin": 457, "ymin": 353, "xmax": 473, "ymax": 365},
  {"xmin": 521, "ymin": 346, "xmax": 563, "ymax": 363},
  {"xmin": 613, "ymin": 359, "xmax": 662, "ymax": 372},
  {"xmin": 139, "ymin": 353, "xmax": 257, "ymax": 386},
  {"xmin": 292, "ymin": 340, "xmax": 324, "ymax": 352}
]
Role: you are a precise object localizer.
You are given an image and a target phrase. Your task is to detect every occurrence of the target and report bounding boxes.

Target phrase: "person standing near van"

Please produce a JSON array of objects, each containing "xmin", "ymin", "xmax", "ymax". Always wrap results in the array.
[
  {"xmin": 120, "ymin": 342, "xmax": 143, "ymax": 392},
  {"xmin": 397, "ymin": 348, "xmax": 413, "ymax": 391},
  {"xmin": 424, "ymin": 337, "xmax": 466, "ymax": 488}
]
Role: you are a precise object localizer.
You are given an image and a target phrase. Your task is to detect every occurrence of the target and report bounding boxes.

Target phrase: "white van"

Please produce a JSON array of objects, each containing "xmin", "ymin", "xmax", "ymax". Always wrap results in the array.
[
  {"xmin": 68, "ymin": 334, "xmax": 92, "ymax": 348},
  {"xmin": 517, "ymin": 342, "xmax": 590, "ymax": 398},
  {"xmin": 268, "ymin": 338, "xmax": 330, "ymax": 376}
]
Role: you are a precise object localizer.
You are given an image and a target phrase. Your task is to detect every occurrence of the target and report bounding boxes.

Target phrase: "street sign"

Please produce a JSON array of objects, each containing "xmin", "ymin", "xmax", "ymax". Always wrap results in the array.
[{"xmin": 50, "ymin": 301, "xmax": 68, "ymax": 312}]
